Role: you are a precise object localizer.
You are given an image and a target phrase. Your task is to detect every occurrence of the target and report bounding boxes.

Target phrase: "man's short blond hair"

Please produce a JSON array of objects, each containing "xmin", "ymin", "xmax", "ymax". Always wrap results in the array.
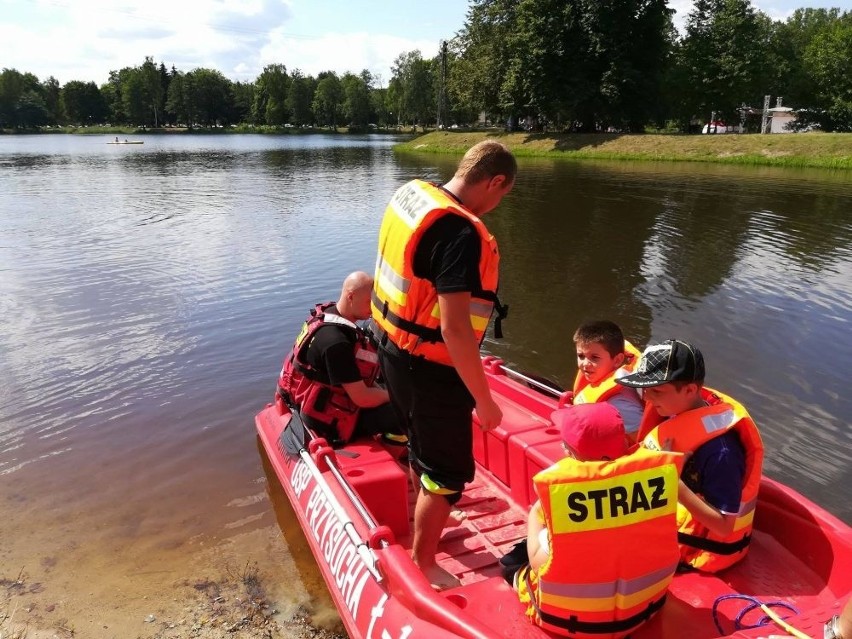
[{"xmin": 454, "ymin": 140, "xmax": 517, "ymax": 185}]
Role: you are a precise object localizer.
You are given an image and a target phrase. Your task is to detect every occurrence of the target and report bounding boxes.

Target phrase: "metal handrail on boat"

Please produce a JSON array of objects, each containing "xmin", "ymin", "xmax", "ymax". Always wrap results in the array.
[
  {"xmin": 497, "ymin": 363, "xmax": 563, "ymax": 397},
  {"xmin": 297, "ymin": 447, "xmax": 384, "ymax": 581}
]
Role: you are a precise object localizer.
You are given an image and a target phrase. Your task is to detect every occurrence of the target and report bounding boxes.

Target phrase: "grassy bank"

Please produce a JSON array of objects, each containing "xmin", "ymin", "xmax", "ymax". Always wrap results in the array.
[{"xmin": 396, "ymin": 131, "xmax": 852, "ymax": 169}]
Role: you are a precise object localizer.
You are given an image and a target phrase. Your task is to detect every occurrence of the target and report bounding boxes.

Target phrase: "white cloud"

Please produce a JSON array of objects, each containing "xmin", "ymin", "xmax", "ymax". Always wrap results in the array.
[{"xmin": 259, "ymin": 31, "xmax": 439, "ymax": 82}]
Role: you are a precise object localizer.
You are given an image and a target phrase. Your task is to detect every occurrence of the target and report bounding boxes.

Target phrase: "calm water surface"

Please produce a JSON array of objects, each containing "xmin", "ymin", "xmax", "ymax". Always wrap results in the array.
[{"xmin": 1, "ymin": 133, "xmax": 849, "ymax": 634}]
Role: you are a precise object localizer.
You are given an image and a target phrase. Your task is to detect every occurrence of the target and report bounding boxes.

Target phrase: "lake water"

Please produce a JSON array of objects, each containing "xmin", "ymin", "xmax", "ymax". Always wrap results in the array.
[{"xmin": 1, "ymin": 133, "xmax": 849, "ymax": 636}]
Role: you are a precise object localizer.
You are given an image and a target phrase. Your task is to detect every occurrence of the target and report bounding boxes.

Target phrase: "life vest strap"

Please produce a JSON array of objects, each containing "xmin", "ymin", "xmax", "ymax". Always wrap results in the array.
[
  {"xmin": 525, "ymin": 568, "xmax": 667, "ymax": 634},
  {"xmin": 678, "ymin": 531, "xmax": 751, "ymax": 555},
  {"xmin": 476, "ymin": 289, "xmax": 508, "ymax": 339},
  {"xmin": 371, "ymin": 290, "xmax": 444, "ymax": 343}
]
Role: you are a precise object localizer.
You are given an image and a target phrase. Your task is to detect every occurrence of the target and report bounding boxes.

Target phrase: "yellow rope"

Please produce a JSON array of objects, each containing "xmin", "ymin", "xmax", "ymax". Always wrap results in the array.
[{"xmin": 759, "ymin": 604, "xmax": 812, "ymax": 639}]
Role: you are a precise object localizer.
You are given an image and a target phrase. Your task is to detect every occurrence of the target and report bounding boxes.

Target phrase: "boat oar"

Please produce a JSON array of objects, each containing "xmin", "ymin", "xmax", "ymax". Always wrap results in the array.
[{"xmin": 280, "ymin": 407, "xmax": 311, "ymax": 457}]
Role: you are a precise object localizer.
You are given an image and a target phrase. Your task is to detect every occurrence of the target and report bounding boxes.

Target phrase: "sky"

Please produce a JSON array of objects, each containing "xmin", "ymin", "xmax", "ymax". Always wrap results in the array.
[{"xmin": 2, "ymin": 0, "xmax": 850, "ymax": 86}]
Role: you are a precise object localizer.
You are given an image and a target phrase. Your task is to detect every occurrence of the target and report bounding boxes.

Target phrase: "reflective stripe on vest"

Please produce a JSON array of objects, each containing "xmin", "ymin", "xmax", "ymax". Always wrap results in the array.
[
  {"xmin": 642, "ymin": 387, "xmax": 764, "ymax": 572},
  {"xmin": 522, "ymin": 448, "xmax": 683, "ymax": 637},
  {"xmin": 371, "ymin": 180, "xmax": 501, "ymax": 366},
  {"xmin": 573, "ymin": 341, "xmax": 643, "ymax": 405}
]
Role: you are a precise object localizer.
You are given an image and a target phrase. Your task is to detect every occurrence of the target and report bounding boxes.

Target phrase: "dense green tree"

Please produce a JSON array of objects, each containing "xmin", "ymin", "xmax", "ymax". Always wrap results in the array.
[
  {"xmin": 41, "ymin": 76, "xmax": 62, "ymax": 124},
  {"xmin": 101, "ymin": 71, "xmax": 125, "ymax": 124},
  {"xmin": 189, "ymin": 68, "xmax": 232, "ymax": 126},
  {"xmin": 390, "ymin": 51, "xmax": 434, "ymax": 126},
  {"xmin": 341, "ymin": 72, "xmax": 371, "ymax": 127},
  {"xmin": 119, "ymin": 67, "xmax": 150, "ymax": 125},
  {"xmin": 61, "ymin": 80, "xmax": 108, "ymax": 124},
  {"xmin": 165, "ymin": 71, "xmax": 196, "ymax": 127},
  {"xmin": 141, "ymin": 57, "xmax": 164, "ymax": 127},
  {"xmin": 802, "ymin": 12, "xmax": 852, "ymax": 131},
  {"xmin": 16, "ymin": 90, "xmax": 50, "ymax": 127},
  {"xmin": 676, "ymin": 0, "xmax": 770, "ymax": 124},
  {"xmin": 0, "ymin": 69, "xmax": 41, "ymax": 128},
  {"xmin": 286, "ymin": 70, "xmax": 315, "ymax": 126},
  {"xmin": 312, "ymin": 72, "xmax": 343, "ymax": 128},
  {"xmin": 159, "ymin": 63, "xmax": 172, "ymax": 124},
  {"xmin": 230, "ymin": 81, "xmax": 254, "ymax": 124},
  {"xmin": 254, "ymin": 63, "xmax": 290, "ymax": 125},
  {"xmin": 371, "ymin": 86, "xmax": 391, "ymax": 127},
  {"xmin": 770, "ymin": 8, "xmax": 841, "ymax": 108},
  {"xmin": 456, "ymin": 0, "xmax": 674, "ymax": 131}
]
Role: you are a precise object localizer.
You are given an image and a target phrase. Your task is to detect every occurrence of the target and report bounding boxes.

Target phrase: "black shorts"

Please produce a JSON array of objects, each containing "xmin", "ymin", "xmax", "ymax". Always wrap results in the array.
[{"xmin": 379, "ymin": 344, "xmax": 475, "ymax": 493}]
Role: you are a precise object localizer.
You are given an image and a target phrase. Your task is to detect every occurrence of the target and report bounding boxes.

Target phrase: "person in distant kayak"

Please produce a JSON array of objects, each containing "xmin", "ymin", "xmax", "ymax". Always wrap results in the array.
[
  {"xmin": 114, "ymin": 136, "xmax": 119, "ymax": 143},
  {"xmin": 618, "ymin": 339, "xmax": 764, "ymax": 573},
  {"xmin": 568, "ymin": 320, "xmax": 644, "ymax": 441},
  {"xmin": 276, "ymin": 271, "xmax": 404, "ymax": 447},
  {"xmin": 503, "ymin": 402, "xmax": 683, "ymax": 638},
  {"xmin": 371, "ymin": 140, "xmax": 516, "ymax": 590}
]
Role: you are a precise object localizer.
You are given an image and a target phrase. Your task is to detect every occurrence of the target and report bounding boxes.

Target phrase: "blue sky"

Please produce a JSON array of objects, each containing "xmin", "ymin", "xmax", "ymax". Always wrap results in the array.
[{"xmin": 1, "ymin": 0, "xmax": 849, "ymax": 86}]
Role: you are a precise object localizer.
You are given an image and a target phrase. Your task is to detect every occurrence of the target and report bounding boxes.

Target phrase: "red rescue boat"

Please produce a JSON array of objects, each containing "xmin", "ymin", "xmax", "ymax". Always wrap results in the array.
[{"xmin": 255, "ymin": 356, "xmax": 851, "ymax": 639}]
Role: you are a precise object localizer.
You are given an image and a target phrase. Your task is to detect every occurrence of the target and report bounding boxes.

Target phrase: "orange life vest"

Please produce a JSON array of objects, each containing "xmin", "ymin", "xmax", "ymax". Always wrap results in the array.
[
  {"xmin": 572, "ymin": 341, "xmax": 643, "ymax": 405},
  {"xmin": 641, "ymin": 387, "xmax": 764, "ymax": 572},
  {"xmin": 276, "ymin": 303, "xmax": 380, "ymax": 443},
  {"xmin": 370, "ymin": 179, "xmax": 505, "ymax": 366},
  {"xmin": 519, "ymin": 447, "xmax": 683, "ymax": 638}
]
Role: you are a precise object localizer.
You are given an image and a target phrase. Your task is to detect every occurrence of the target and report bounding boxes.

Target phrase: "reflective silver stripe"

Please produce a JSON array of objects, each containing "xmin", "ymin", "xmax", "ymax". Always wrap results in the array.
[
  {"xmin": 355, "ymin": 349, "xmax": 378, "ymax": 364},
  {"xmin": 539, "ymin": 563, "xmax": 678, "ymax": 598},
  {"xmin": 701, "ymin": 409, "xmax": 736, "ymax": 434},
  {"xmin": 321, "ymin": 313, "xmax": 359, "ymax": 330},
  {"xmin": 737, "ymin": 498, "xmax": 757, "ymax": 516},
  {"xmin": 376, "ymin": 257, "xmax": 410, "ymax": 294},
  {"xmin": 469, "ymin": 300, "xmax": 493, "ymax": 319}
]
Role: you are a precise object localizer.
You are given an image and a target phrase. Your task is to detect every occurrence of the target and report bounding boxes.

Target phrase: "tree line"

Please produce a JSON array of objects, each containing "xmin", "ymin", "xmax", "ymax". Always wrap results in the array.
[{"xmin": 1, "ymin": 1, "xmax": 850, "ymax": 133}]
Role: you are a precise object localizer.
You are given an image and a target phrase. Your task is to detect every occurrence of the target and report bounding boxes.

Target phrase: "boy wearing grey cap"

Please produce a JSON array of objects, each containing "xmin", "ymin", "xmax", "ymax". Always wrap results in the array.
[{"xmin": 618, "ymin": 339, "xmax": 764, "ymax": 573}]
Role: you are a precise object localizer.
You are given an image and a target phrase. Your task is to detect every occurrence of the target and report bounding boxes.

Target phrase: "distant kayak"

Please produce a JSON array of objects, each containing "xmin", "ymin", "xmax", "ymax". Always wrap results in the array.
[{"xmin": 106, "ymin": 140, "xmax": 143, "ymax": 144}]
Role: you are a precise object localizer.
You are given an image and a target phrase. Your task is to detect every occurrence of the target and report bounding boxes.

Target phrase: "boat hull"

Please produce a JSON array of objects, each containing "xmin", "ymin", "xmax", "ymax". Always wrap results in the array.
[{"xmin": 256, "ymin": 358, "xmax": 852, "ymax": 639}]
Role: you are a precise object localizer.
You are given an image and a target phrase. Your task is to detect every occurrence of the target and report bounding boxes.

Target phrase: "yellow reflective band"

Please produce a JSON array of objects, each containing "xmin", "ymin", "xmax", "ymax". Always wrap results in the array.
[
  {"xmin": 548, "ymin": 465, "xmax": 678, "ymax": 533},
  {"xmin": 420, "ymin": 473, "xmax": 457, "ymax": 495},
  {"xmin": 429, "ymin": 303, "xmax": 441, "ymax": 320},
  {"xmin": 381, "ymin": 433, "xmax": 409, "ymax": 444},
  {"xmin": 294, "ymin": 321, "xmax": 310, "ymax": 347},
  {"xmin": 733, "ymin": 510, "xmax": 755, "ymax": 532},
  {"xmin": 470, "ymin": 315, "xmax": 489, "ymax": 332},
  {"xmin": 539, "ymin": 575, "xmax": 670, "ymax": 613}
]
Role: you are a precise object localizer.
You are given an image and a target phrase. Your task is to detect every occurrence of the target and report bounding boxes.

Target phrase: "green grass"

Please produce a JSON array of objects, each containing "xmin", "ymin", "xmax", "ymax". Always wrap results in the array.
[{"xmin": 396, "ymin": 131, "xmax": 852, "ymax": 169}]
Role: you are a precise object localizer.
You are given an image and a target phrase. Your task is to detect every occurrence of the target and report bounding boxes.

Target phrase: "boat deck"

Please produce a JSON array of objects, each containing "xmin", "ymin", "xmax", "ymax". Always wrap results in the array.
[{"xmin": 386, "ymin": 456, "xmax": 843, "ymax": 638}]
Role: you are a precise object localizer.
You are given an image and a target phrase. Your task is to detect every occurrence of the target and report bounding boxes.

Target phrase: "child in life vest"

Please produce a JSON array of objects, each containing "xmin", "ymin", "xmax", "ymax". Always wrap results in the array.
[
  {"xmin": 571, "ymin": 320, "xmax": 644, "ymax": 442},
  {"xmin": 524, "ymin": 403, "xmax": 629, "ymax": 576},
  {"xmin": 617, "ymin": 340, "xmax": 763, "ymax": 573},
  {"xmin": 502, "ymin": 402, "xmax": 683, "ymax": 638}
]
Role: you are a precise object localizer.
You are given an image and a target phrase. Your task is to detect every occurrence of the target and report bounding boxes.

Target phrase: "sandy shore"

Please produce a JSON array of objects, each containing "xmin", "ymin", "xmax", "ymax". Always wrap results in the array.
[{"xmin": 0, "ymin": 523, "xmax": 346, "ymax": 639}]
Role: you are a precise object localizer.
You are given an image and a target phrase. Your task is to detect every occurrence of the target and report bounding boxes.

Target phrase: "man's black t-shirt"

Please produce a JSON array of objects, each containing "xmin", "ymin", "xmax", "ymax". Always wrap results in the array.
[
  {"xmin": 412, "ymin": 214, "xmax": 482, "ymax": 294},
  {"xmin": 303, "ymin": 308, "xmax": 361, "ymax": 386}
]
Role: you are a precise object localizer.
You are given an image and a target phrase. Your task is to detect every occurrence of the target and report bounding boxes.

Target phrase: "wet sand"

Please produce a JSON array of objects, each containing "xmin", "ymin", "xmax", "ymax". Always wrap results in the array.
[{"xmin": 0, "ymin": 460, "xmax": 346, "ymax": 639}]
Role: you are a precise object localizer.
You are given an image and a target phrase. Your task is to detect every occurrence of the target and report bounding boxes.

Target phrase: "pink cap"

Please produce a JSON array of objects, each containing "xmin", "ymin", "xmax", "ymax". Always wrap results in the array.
[{"xmin": 550, "ymin": 403, "xmax": 627, "ymax": 461}]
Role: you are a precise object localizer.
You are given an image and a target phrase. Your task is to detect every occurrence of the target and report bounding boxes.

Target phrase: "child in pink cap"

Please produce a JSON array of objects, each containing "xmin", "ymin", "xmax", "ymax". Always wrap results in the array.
[{"xmin": 500, "ymin": 403, "xmax": 628, "ymax": 583}]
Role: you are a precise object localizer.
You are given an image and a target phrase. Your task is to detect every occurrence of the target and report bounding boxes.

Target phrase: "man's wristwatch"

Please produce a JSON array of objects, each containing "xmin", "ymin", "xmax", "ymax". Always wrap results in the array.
[{"xmin": 825, "ymin": 615, "xmax": 843, "ymax": 639}]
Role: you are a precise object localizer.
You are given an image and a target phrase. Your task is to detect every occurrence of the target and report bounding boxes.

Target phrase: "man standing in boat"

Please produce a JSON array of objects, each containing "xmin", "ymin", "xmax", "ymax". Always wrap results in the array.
[
  {"xmin": 371, "ymin": 140, "xmax": 516, "ymax": 589},
  {"xmin": 277, "ymin": 271, "xmax": 403, "ymax": 446}
]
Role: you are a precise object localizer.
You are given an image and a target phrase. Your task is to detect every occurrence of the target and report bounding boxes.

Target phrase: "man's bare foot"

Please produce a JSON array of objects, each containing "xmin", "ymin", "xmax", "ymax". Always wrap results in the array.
[
  {"xmin": 446, "ymin": 509, "xmax": 467, "ymax": 527},
  {"xmin": 421, "ymin": 563, "xmax": 461, "ymax": 591}
]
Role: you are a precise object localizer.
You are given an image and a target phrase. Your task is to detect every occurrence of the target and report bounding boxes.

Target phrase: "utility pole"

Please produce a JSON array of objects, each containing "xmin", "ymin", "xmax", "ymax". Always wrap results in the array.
[
  {"xmin": 437, "ymin": 40, "xmax": 448, "ymax": 129},
  {"xmin": 761, "ymin": 95, "xmax": 771, "ymax": 134}
]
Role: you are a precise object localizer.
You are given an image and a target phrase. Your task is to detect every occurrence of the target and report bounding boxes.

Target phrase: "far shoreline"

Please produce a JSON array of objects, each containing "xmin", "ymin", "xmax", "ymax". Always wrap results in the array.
[
  {"xmin": 5, "ymin": 126, "xmax": 850, "ymax": 169},
  {"xmin": 395, "ymin": 130, "xmax": 852, "ymax": 170}
]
